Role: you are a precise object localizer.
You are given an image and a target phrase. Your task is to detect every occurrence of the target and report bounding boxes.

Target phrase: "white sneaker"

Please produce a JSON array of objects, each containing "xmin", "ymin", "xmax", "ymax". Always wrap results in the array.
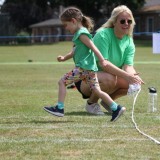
[
  {"xmin": 100, "ymin": 101, "xmax": 112, "ymax": 114},
  {"xmin": 85, "ymin": 102, "xmax": 104, "ymax": 115}
]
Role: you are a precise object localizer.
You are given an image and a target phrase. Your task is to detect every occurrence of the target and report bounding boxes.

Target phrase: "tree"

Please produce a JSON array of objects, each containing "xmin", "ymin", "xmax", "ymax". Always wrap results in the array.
[
  {"xmin": 48, "ymin": 0, "xmax": 146, "ymax": 18},
  {"xmin": 1, "ymin": 0, "xmax": 145, "ymax": 33},
  {"xmin": 1, "ymin": 0, "xmax": 53, "ymax": 32}
]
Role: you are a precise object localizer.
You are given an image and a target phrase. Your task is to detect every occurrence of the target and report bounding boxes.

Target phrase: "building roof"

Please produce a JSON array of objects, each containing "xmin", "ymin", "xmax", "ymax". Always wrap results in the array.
[
  {"xmin": 140, "ymin": 4, "xmax": 160, "ymax": 12},
  {"xmin": 30, "ymin": 18, "xmax": 62, "ymax": 28}
]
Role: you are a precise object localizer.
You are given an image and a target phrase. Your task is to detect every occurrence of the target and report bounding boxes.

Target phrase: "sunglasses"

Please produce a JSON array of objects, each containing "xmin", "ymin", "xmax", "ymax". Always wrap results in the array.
[{"xmin": 120, "ymin": 19, "xmax": 132, "ymax": 25}]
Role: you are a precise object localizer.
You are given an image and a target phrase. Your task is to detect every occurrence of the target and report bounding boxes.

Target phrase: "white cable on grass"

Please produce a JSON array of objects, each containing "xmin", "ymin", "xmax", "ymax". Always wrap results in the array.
[{"xmin": 131, "ymin": 88, "xmax": 160, "ymax": 145}]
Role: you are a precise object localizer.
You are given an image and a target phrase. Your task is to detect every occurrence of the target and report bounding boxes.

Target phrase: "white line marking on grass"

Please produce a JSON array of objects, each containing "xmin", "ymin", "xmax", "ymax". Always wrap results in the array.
[
  {"xmin": 0, "ymin": 125, "xmax": 59, "ymax": 129},
  {"xmin": 0, "ymin": 61, "xmax": 160, "ymax": 65},
  {"xmin": 135, "ymin": 61, "xmax": 160, "ymax": 64},
  {"xmin": 0, "ymin": 137, "xmax": 148, "ymax": 143},
  {"xmin": 0, "ymin": 62, "xmax": 74, "ymax": 65},
  {"xmin": 0, "ymin": 124, "xmax": 134, "ymax": 129}
]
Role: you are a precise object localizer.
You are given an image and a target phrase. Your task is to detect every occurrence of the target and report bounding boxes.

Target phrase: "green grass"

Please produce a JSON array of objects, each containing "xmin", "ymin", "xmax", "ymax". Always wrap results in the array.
[{"xmin": 0, "ymin": 41, "xmax": 160, "ymax": 160}]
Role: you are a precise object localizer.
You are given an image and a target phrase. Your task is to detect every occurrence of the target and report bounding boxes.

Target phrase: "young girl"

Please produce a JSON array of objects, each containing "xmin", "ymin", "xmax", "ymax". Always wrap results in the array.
[{"xmin": 43, "ymin": 7, "xmax": 126, "ymax": 122}]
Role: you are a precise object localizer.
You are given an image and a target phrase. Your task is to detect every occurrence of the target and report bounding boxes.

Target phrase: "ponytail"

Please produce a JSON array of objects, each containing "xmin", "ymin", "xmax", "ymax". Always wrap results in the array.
[{"xmin": 82, "ymin": 16, "xmax": 94, "ymax": 33}]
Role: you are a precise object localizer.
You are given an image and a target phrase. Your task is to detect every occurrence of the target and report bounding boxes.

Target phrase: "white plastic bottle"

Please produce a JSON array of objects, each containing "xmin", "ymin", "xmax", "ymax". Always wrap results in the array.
[{"xmin": 148, "ymin": 87, "xmax": 158, "ymax": 112}]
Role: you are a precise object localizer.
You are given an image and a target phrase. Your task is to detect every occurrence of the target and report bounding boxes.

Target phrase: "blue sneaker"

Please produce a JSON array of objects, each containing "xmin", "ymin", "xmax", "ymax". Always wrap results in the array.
[
  {"xmin": 111, "ymin": 105, "xmax": 126, "ymax": 122},
  {"xmin": 43, "ymin": 106, "xmax": 64, "ymax": 117}
]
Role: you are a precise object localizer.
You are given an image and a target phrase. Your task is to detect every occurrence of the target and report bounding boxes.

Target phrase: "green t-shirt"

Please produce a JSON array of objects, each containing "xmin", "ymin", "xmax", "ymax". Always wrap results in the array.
[
  {"xmin": 72, "ymin": 27, "xmax": 98, "ymax": 71},
  {"xmin": 93, "ymin": 28, "xmax": 135, "ymax": 71}
]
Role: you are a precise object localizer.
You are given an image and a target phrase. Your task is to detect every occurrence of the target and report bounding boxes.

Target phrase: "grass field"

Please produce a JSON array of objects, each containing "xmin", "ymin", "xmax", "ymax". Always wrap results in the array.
[{"xmin": 0, "ymin": 41, "xmax": 160, "ymax": 160}]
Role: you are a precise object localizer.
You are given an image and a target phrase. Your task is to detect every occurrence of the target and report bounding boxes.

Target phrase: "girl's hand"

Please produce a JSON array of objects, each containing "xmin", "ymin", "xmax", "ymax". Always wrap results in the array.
[
  {"xmin": 99, "ymin": 60, "xmax": 108, "ymax": 69},
  {"xmin": 57, "ymin": 56, "xmax": 65, "ymax": 62}
]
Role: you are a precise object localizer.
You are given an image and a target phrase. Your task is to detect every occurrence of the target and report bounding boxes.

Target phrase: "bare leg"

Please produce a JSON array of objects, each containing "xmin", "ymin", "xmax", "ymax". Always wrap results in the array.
[
  {"xmin": 87, "ymin": 72, "xmax": 118, "ymax": 103},
  {"xmin": 58, "ymin": 79, "xmax": 66, "ymax": 103},
  {"xmin": 109, "ymin": 76, "xmax": 129, "ymax": 100},
  {"xmin": 77, "ymin": 72, "xmax": 129, "ymax": 115},
  {"xmin": 43, "ymin": 79, "xmax": 66, "ymax": 117},
  {"xmin": 110, "ymin": 88, "xmax": 128, "ymax": 100},
  {"xmin": 92, "ymin": 88, "xmax": 113, "ymax": 106},
  {"xmin": 79, "ymin": 72, "xmax": 129, "ymax": 107}
]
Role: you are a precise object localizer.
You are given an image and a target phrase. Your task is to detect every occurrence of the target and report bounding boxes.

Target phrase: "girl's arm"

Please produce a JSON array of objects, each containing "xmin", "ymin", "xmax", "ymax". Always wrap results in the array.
[
  {"xmin": 79, "ymin": 34, "xmax": 106, "ymax": 66},
  {"xmin": 57, "ymin": 49, "xmax": 74, "ymax": 62}
]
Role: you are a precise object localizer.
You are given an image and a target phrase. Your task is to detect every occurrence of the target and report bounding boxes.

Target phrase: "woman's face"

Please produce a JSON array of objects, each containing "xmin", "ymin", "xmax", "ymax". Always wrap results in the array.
[{"xmin": 114, "ymin": 11, "xmax": 132, "ymax": 38}]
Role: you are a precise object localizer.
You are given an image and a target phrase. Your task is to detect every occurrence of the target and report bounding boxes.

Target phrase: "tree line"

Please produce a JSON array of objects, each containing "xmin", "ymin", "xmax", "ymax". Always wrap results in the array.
[{"xmin": 1, "ymin": 0, "xmax": 145, "ymax": 34}]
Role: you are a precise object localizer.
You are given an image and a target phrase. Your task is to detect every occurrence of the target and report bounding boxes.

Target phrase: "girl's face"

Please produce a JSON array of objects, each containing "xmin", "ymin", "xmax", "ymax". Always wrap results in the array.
[
  {"xmin": 62, "ymin": 19, "xmax": 79, "ymax": 34},
  {"xmin": 114, "ymin": 12, "xmax": 132, "ymax": 38}
]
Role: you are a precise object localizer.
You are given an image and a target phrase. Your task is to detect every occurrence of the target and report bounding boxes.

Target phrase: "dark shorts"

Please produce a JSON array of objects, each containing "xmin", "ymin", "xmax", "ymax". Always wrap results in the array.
[{"xmin": 74, "ymin": 80, "xmax": 90, "ymax": 99}]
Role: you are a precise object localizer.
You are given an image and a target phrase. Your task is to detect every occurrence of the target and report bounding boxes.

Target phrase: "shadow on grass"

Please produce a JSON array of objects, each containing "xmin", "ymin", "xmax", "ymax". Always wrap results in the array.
[
  {"xmin": 31, "ymin": 120, "xmax": 74, "ymax": 124},
  {"xmin": 0, "ymin": 119, "xmax": 74, "ymax": 124},
  {"xmin": 0, "ymin": 111, "xmax": 111, "ymax": 125},
  {"xmin": 66, "ymin": 111, "xmax": 91, "ymax": 116},
  {"xmin": 66, "ymin": 111, "xmax": 111, "ymax": 116}
]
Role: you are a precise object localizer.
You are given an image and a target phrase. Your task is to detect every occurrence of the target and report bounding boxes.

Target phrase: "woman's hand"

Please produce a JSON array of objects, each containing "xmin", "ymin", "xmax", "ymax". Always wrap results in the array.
[
  {"xmin": 127, "ymin": 73, "xmax": 145, "ymax": 85},
  {"xmin": 123, "ymin": 65, "xmax": 145, "ymax": 84}
]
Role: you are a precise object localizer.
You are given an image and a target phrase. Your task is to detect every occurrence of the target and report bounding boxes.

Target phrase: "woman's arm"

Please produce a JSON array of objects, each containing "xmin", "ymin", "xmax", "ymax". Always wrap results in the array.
[
  {"xmin": 101, "ymin": 60, "xmax": 144, "ymax": 84},
  {"xmin": 79, "ymin": 34, "xmax": 144, "ymax": 84},
  {"xmin": 123, "ymin": 65, "xmax": 136, "ymax": 74}
]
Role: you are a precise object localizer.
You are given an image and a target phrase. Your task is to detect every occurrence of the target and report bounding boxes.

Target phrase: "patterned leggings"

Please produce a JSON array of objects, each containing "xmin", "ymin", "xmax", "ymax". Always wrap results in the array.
[{"xmin": 61, "ymin": 67, "xmax": 100, "ymax": 90}]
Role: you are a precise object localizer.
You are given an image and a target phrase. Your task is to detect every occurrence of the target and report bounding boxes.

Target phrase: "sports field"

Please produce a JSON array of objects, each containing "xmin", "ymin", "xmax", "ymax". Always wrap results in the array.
[{"xmin": 0, "ymin": 41, "xmax": 160, "ymax": 159}]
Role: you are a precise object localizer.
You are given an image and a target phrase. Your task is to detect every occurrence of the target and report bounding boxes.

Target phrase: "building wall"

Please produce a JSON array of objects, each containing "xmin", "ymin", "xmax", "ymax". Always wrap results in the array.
[
  {"xmin": 31, "ymin": 24, "xmax": 73, "ymax": 43},
  {"xmin": 134, "ymin": 2, "xmax": 160, "ymax": 40}
]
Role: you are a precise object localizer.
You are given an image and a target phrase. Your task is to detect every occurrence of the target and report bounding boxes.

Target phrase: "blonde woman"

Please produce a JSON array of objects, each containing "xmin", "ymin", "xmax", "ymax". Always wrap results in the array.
[{"xmin": 75, "ymin": 5, "xmax": 144, "ymax": 115}]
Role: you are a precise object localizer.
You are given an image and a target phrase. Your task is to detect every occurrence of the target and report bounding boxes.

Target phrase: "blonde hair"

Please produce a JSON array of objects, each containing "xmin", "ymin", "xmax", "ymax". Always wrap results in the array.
[
  {"xmin": 60, "ymin": 7, "xmax": 94, "ymax": 32},
  {"xmin": 97, "ymin": 5, "xmax": 135, "ymax": 36}
]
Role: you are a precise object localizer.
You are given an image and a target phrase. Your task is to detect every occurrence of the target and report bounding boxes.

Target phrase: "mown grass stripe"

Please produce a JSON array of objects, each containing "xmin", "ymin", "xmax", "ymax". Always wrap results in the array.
[
  {"xmin": 0, "ymin": 61, "xmax": 160, "ymax": 65},
  {"xmin": 0, "ymin": 137, "xmax": 148, "ymax": 143}
]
